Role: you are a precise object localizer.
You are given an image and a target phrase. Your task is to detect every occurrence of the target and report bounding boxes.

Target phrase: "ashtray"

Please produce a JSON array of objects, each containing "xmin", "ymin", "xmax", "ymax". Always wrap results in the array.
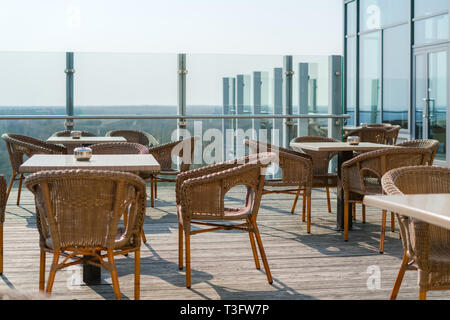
[
  {"xmin": 347, "ymin": 136, "xmax": 360, "ymax": 145},
  {"xmin": 71, "ymin": 130, "xmax": 82, "ymax": 139},
  {"xmin": 74, "ymin": 147, "xmax": 92, "ymax": 161}
]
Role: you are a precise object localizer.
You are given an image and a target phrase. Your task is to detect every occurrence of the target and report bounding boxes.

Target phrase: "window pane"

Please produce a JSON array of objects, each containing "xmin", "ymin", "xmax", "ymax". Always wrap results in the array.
[
  {"xmin": 415, "ymin": 14, "xmax": 449, "ymax": 45},
  {"xmin": 415, "ymin": 0, "xmax": 448, "ymax": 17},
  {"xmin": 346, "ymin": 1, "xmax": 357, "ymax": 35},
  {"xmin": 346, "ymin": 37, "xmax": 356, "ymax": 126},
  {"xmin": 383, "ymin": 24, "xmax": 409, "ymax": 129},
  {"xmin": 360, "ymin": 0, "xmax": 409, "ymax": 32},
  {"xmin": 360, "ymin": 31, "xmax": 381, "ymax": 124}
]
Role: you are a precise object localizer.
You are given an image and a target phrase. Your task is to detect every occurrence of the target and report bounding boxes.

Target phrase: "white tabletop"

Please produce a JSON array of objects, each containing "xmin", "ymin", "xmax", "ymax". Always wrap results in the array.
[
  {"xmin": 47, "ymin": 136, "xmax": 127, "ymax": 145},
  {"xmin": 364, "ymin": 194, "xmax": 450, "ymax": 229},
  {"xmin": 290, "ymin": 141, "xmax": 397, "ymax": 152},
  {"xmin": 20, "ymin": 154, "xmax": 160, "ymax": 174}
]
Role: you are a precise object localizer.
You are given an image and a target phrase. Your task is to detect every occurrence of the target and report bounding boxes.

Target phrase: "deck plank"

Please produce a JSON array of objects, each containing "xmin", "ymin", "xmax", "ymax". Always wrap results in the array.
[{"xmin": 0, "ymin": 186, "xmax": 447, "ymax": 300}]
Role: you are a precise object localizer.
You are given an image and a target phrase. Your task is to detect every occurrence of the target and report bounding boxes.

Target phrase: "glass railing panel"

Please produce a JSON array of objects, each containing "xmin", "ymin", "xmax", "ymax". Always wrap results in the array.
[
  {"xmin": 73, "ymin": 52, "xmax": 178, "ymax": 116},
  {"xmin": 0, "ymin": 52, "xmax": 66, "ymax": 115}
]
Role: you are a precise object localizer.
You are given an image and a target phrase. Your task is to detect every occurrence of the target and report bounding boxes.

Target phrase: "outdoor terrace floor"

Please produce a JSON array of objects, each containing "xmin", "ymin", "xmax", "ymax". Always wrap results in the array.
[{"xmin": 0, "ymin": 185, "xmax": 448, "ymax": 300}]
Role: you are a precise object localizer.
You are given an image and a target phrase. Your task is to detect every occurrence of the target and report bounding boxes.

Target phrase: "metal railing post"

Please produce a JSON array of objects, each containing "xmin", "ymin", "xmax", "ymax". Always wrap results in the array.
[
  {"xmin": 283, "ymin": 55, "xmax": 295, "ymax": 148},
  {"xmin": 65, "ymin": 52, "xmax": 74, "ymax": 131},
  {"xmin": 328, "ymin": 55, "xmax": 343, "ymax": 141},
  {"xmin": 177, "ymin": 54, "xmax": 187, "ymax": 138},
  {"xmin": 298, "ymin": 62, "xmax": 309, "ymax": 137}
]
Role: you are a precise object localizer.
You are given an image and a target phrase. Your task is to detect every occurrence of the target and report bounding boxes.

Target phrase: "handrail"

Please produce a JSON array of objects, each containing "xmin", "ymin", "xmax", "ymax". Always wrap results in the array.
[{"xmin": 0, "ymin": 114, "xmax": 350, "ymax": 120}]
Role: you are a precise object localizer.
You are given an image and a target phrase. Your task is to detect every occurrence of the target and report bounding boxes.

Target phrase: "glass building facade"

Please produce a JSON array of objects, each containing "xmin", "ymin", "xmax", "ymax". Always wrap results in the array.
[{"xmin": 344, "ymin": 0, "xmax": 450, "ymax": 165}]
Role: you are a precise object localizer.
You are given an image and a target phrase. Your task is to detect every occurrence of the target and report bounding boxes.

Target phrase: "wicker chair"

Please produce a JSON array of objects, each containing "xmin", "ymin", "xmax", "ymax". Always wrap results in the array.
[
  {"xmin": 244, "ymin": 140, "xmax": 314, "ymax": 233},
  {"xmin": 0, "ymin": 175, "xmax": 7, "ymax": 275},
  {"xmin": 147, "ymin": 136, "xmax": 200, "ymax": 208},
  {"xmin": 382, "ymin": 166, "xmax": 450, "ymax": 300},
  {"xmin": 2, "ymin": 133, "xmax": 67, "ymax": 206},
  {"xmin": 25, "ymin": 169, "xmax": 147, "ymax": 300},
  {"xmin": 385, "ymin": 125, "xmax": 401, "ymax": 145},
  {"xmin": 106, "ymin": 130, "xmax": 159, "ymax": 148},
  {"xmin": 396, "ymin": 139, "xmax": 440, "ymax": 165},
  {"xmin": 176, "ymin": 153, "xmax": 276, "ymax": 288},
  {"xmin": 51, "ymin": 130, "xmax": 96, "ymax": 137},
  {"xmin": 341, "ymin": 148, "xmax": 431, "ymax": 249},
  {"xmin": 90, "ymin": 142, "xmax": 149, "ymax": 155},
  {"xmin": 90, "ymin": 142, "xmax": 150, "ymax": 243},
  {"xmin": 291, "ymin": 136, "xmax": 338, "ymax": 214},
  {"xmin": 343, "ymin": 127, "xmax": 389, "ymax": 144}
]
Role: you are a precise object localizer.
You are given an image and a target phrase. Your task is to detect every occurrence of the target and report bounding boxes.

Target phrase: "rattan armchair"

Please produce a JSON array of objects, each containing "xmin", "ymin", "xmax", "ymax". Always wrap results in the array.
[
  {"xmin": 385, "ymin": 125, "xmax": 401, "ymax": 145},
  {"xmin": 2, "ymin": 133, "xmax": 67, "ymax": 206},
  {"xmin": 291, "ymin": 136, "xmax": 338, "ymax": 214},
  {"xmin": 147, "ymin": 136, "xmax": 200, "ymax": 208},
  {"xmin": 90, "ymin": 142, "xmax": 150, "ymax": 243},
  {"xmin": 106, "ymin": 130, "xmax": 159, "ymax": 148},
  {"xmin": 396, "ymin": 139, "xmax": 440, "ymax": 165},
  {"xmin": 176, "ymin": 153, "xmax": 276, "ymax": 288},
  {"xmin": 244, "ymin": 140, "xmax": 314, "ymax": 233},
  {"xmin": 343, "ymin": 127, "xmax": 389, "ymax": 144},
  {"xmin": 382, "ymin": 166, "xmax": 450, "ymax": 300},
  {"xmin": 51, "ymin": 130, "xmax": 96, "ymax": 137},
  {"xmin": 341, "ymin": 148, "xmax": 431, "ymax": 249},
  {"xmin": 0, "ymin": 175, "xmax": 7, "ymax": 275},
  {"xmin": 25, "ymin": 169, "xmax": 147, "ymax": 300}
]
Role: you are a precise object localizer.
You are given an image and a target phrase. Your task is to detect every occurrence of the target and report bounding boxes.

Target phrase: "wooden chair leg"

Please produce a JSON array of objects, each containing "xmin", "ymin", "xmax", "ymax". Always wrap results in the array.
[
  {"xmin": 16, "ymin": 174, "xmax": 24, "ymax": 206},
  {"xmin": 185, "ymin": 233, "xmax": 191, "ymax": 289},
  {"xmin": 326, "ymin": 186, "xmax": 331, "ymax": 213},
  {"xmin": 46, "ymin": 250, "xmax": 60, "ymax": 294},
  {"xmin": 306, "ymin": 195, "xmax": 312, "ymax": 234},
  {"xmin": 5, "ymin": 173, "xmax": 16, "ymax": 203},
  {"xmin": 352, "ymin": 203, "xmax": 356, "ymax": 221},
  {"xmin": 362, "ymin": 205, "xmax": 366, "ymax": 223},
  {"xmin": 252, "ymin": 218, "xmax": 273, "ymax": 284},
  {"xmin": 389, "ymin": 251, "xmax": 408, "ymax": 300},
  {"xmin": 419, "ymin": 290, "xmax": 427, "ymax": 300},
  {"xmin": 178, "ymin": 223, "xmax": 183, "ymax": 270},
  {"xmin": 107, "ymin": 250, "xmax": 122, "ymax": 300},
  {"xmin": 344, "ymin": 202, "xmax": 349, "ymax": 241},
  {"xmin": 150, "ymin": 180, "xmax": 155, "ymax": 208},
  {"xmin": 39, "ymin": 249, "xmax": 46, "ymax": 291},
  {"xmin": 391, "ymin": 212, "xmax": 395, "ymax": 232},
  {"xmin": 380, "ymin": 210, "xmax": 387, "ymax": 254},
  {"xmin": 141, "ymin": 229, "xmax": 147, "ymax": 244},
  {"xmin": 301, "ymin": 194, "xmax": 306, "ymax": 222},
  {"xmin": 0, "ymin": 224, "xmax": 3, "ymax": 275},
  {"xmin": 134, "ymin": 249, "xmax": 140, "ymax": 300},
  {"xmin": 248, "ymin": 231, "xmax": 260, "ymax": 270},
  {"xmin": 291, "ymin": 188, "xmax": 301, "ymax": 214}
]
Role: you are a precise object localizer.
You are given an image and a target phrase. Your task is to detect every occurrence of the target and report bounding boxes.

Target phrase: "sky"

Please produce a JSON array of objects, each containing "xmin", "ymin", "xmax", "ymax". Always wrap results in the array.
[
  {"xmin": 0, "ymin": 0, "xmax": 343, "ymax": 107},
  {"xmin": 0, "ymin": 0, "xmax": 343, "ymax": 55}
]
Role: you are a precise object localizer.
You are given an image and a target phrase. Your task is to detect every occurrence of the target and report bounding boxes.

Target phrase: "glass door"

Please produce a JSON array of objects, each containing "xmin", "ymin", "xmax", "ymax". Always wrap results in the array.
[{"xmin": 414, "ymin": 46, "xmax": 448, "ymax": 163}]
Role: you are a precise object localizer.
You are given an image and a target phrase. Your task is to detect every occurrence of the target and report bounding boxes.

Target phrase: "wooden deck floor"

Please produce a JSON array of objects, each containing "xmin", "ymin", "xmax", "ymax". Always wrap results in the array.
[{"xmin": 0, "ymin": 185, "xmax": 448, "ymax": 300}]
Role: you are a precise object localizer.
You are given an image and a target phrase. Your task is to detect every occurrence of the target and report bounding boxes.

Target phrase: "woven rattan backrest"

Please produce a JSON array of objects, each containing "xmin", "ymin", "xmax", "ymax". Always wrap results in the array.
[
  {"xmin": 292, "ymin": 136, "xmax": 338, "ymax": 176},
  {"xmin": 90, "ymin": 142, "xmax": 149, "ymax": 155},
  {"xmin": 106, "ymin": 130, "xmax": 159, "ymax": 147},
  {"xmin": 0, "ymin": 175, "xmax": 6, "ymax": 225},
  {"xmin": 25, "ymin": 170, "xmax": 147, "ymax": 250},
  {"xmin": 382, "ymin": 166, "xmax": 450, "ymax": 259},
  {"xmin": 344, "ymin": 127, "xmax": 388, "ymax": 144},
  {"xmin": 396, "ymin": 139, "xmax": 440, "ymax": 165},
  {"xmin": 52, "ymin": 130, "xmax": 96, "ymax": 137},
  {"xmin": 179, "ymin": 153, "xmax": 274, "ymax": 221},
  {"xmin": 2, "ymin": 133, "xmax": 66, "ymax": 172}
]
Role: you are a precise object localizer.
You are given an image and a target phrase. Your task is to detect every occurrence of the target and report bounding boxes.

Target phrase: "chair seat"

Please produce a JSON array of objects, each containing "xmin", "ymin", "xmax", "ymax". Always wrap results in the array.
[
  {"xmin": 177, "ymin": 205, "xmax": 251, "ymax": 223},
  {"xmin": 312, "ymin": 175, "xmax": 337, "ymax": 188},
  {"xmin": 43, "ymin": 227, "xmax": 134, "ymax": 251}
]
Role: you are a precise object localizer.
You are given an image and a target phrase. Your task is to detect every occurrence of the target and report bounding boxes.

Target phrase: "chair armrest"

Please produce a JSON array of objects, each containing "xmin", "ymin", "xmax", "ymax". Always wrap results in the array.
[
  {"xmin": 179, "ymin": 159, "xmax": 271, "ymax": 223},
  {"xmin": 0, "ymin": 175, "xmax": 6, "ymax": 224}
]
